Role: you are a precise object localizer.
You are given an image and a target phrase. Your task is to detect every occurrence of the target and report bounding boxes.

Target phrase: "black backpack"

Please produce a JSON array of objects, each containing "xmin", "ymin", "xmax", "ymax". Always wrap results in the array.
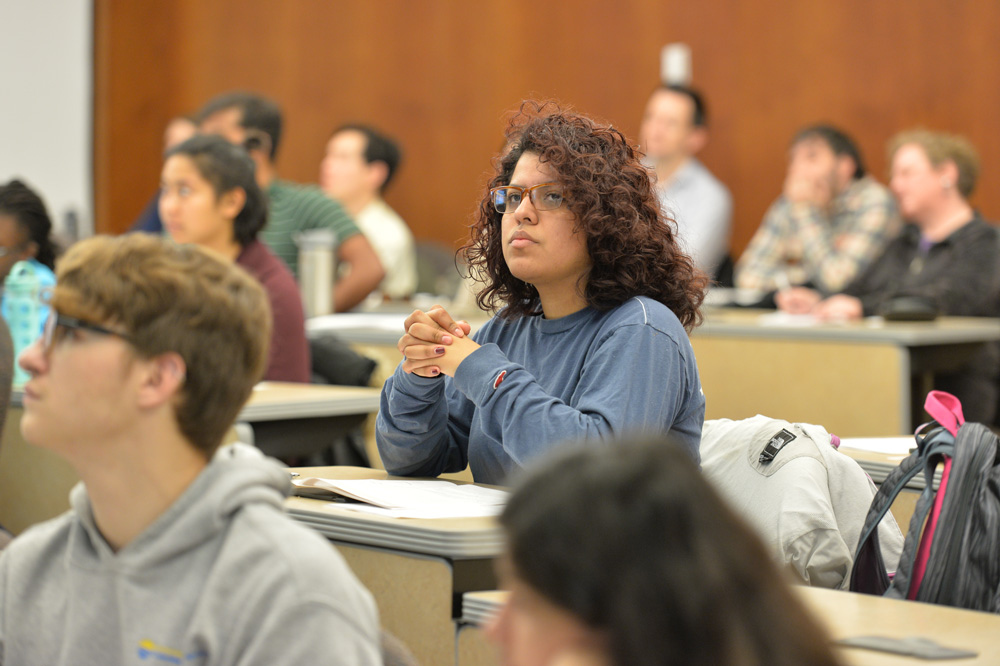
[{"xmin": 850, "ymin": 391, "xmax": 1000, "ymax": 611}]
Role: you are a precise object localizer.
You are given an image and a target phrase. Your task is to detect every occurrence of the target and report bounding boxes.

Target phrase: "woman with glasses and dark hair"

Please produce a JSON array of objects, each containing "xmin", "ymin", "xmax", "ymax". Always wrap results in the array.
[
  {"xmin": 376, "ymin": 102, "xmax": 708, "ymax": 484},
  {"xmin": 489, "ymin": 438, "xmax": 845, "ymax": 666},
  {"xmin": 159, "ymin": 134, "xmax": 310, "ymax": 383}
]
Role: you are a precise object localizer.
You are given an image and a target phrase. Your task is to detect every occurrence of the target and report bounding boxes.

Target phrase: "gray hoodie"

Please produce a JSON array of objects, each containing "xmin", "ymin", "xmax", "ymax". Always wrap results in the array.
[{"xmin": 0, "ymin": 454, "xmax": 381, "ymax": 665}]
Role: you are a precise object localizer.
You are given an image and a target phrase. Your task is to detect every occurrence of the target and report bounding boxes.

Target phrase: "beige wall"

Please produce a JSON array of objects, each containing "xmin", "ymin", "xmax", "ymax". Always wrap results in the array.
[{"xmin": 95, "ymin": 0, "xmax": 1000, "ymax": 257}]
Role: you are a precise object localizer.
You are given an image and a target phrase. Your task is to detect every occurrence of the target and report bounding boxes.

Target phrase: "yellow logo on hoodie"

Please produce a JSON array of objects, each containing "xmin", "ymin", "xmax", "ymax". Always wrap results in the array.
[{"xmin": 137, "ymin": 638, "xmax": 207, "ymax": 663}]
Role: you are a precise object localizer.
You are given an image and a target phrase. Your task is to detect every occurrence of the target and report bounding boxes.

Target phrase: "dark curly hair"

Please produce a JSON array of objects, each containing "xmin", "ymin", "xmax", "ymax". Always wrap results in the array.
[{"xmin": 463, "ymin": 101, "xmax": 707, "ymax": 331}]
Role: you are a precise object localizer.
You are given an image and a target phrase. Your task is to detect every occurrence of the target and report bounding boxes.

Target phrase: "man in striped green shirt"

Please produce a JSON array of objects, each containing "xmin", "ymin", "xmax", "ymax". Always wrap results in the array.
[{"xmin": 198, "ymin": 92, "xmax": 384, "ymax": 311}]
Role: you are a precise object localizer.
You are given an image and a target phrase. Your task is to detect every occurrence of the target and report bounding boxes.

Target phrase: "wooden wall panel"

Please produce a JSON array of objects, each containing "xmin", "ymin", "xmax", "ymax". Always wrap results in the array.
[{"xmin": 95, "ymin": 0, "xmax": 1000, "ymax": 260}]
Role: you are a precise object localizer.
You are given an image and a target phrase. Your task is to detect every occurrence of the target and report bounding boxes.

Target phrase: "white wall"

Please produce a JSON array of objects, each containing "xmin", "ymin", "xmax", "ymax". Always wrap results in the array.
[{"xmin": 0, "ymin": 0, "xmax": 92, "ymax": 239}]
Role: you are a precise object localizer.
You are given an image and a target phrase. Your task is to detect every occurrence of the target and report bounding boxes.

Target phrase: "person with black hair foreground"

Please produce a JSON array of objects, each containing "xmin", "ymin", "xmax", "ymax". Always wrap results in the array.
[
  {"xmin": 736, "ymin": 124, "xmax": 900, "ymax": 295},
  {"xmin": 0, "ymin": 179, "xmax": 59, "ymax": 331},
  {"xmin": 160, "ymin": 134, "xmax": 310, "ymax": 382},
  {"xmin": 376, "ymin": 102, "xmax": 707, "ymax": 485},
  {"xmin": 198, "ymin": 91, "xmax": 385, "ymax": 312},
  {"xmin": 489, "ymin": 438, "xmax": 845, "ymax": 666},
  {"xmin": 639, "ymin": 84, "xmax": 732, "ymax": 276},
  {"xmin": 0, "ymin": 234, "xmax": 380, "ymax": 664},
  {"xmin": 320, "ymin": 124, "xmax": 417, "ymax": 299}
]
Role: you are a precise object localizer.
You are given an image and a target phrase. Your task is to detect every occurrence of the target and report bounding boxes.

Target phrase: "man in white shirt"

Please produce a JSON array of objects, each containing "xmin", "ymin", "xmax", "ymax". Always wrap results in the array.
[
  {"xmin": 321, "ymin": 124, "xmax": 418, "ymax": 300},
  {"xmin": 639, "ymin": 84, "xmax": 733, "ymax": 277}
]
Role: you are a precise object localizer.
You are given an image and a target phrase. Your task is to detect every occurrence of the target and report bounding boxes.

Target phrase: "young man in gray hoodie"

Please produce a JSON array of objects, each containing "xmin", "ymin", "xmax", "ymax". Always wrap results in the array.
[{"xmin": 0, "ymin": 234, "xmax": 381, "ymax": 664}]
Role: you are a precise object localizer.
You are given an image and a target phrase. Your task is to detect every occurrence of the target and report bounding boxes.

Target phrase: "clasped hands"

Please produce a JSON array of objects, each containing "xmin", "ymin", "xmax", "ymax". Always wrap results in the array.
[
  {"xmin": 776, "ymin": 287, "xmax": 863, "ymax": 321},
  {"xmin": 398, "ymin": 305, "xmax": 479, "ymax": 378}
]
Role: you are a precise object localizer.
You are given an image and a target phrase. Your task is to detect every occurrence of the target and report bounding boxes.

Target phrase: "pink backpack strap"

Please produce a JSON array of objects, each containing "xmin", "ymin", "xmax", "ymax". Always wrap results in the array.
[
  {"xmin": 908, "ymin": 391, "xmax": 963, "ymax": 599},
  {"xmin": 924, "ymin": 391, "xmax": 964, "ymax": 436},
  {"xmin": 909, "ymin": 457, "xmax": 953, "ymax": 599}
]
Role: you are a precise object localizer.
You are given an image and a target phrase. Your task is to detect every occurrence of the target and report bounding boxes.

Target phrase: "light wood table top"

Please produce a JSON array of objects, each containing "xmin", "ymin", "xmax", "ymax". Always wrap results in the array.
[
  {"xmin": 697, "ymin": 309, "xmax": 1000, "ymax": 346},
  {"xmin": 462, "ymin": 587, "xmax": 1000, "ymax": 664},
  {"xmin": 797, "ymin": 586, "xmax": 1000, "ymax": 664},
  {"xmin": 238, "ymin": 381, "xmax": 381, "ymax": 421}
]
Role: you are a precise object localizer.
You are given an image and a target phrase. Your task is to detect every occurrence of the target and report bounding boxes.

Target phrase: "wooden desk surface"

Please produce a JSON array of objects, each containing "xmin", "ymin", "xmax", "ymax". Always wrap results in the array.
[
  {"xmin": 691, "ymin": 312, "xmax": 1000, "ymax": 436},
  {"xmin": 310, "ymin": 308, "xmax": 1000, "ymax": 348},
  {"xmin": 8, "ymin": 381, "xmax": 382, "ymax": 420},
  {"xmin": 284, "ymin": 466, "xmax": 504, "ymax": 559},
  {"xmin": 698, "ymin": 309, "xmax": 1000, "ymax": 346},
  {"xmin": 462, "ymin": 588, "xmax": 1000, "ymax": 664},
  {"xmin": 796, "ymin": 586, "xmax": 1000, "ymax": 664},
  {"xmin": 307, "ymin": 311, "xmax": 492, "ymax": 345},
  {"xmin": 287, "ymin": 466, "xmax": 503, "ymax": 666},
  {"xmin": 238, "ymin": 381, "xmax": 381, "ymax": 422}
]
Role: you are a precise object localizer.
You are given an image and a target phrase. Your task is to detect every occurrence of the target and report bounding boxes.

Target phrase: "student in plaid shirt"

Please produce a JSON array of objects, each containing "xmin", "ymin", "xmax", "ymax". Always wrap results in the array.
[{"xmin": 735, "ymin": 125, "xmax": 900, "ymax": 296}]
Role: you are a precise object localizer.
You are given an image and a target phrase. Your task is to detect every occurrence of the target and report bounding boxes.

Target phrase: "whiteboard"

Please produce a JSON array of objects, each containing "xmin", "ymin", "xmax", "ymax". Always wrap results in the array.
[{"xmin": 0, "ymin": 0, "xmax": 92, "ymax": 239}]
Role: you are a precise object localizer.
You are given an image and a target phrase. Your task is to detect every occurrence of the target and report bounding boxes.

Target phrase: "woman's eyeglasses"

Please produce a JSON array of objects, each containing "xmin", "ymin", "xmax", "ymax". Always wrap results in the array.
[{"xmin": 490, "ymin": 182, "xmax": 565, "ymax": 213}]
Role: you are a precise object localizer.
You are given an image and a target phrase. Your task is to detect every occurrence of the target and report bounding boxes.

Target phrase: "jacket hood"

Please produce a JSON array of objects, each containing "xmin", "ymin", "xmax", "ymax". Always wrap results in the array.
[{"xmin": 69, "ymin": 453, "xmax": 292, "ymax": 569}]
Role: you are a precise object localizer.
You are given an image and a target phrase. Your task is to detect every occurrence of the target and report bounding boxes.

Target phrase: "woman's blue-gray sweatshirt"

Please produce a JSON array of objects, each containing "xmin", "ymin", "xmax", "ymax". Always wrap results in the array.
[{"xmin": 376, "ymin": 296, "xmax": 705, "ymax": 484}]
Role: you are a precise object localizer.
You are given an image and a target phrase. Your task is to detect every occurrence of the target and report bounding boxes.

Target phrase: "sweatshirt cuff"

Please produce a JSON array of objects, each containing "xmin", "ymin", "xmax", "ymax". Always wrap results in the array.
[
  {"xmin": 390, "ymin": 362, "xmax": 446, "ymax": 399},
  {"xmin": 453, "ymin": 343, "xmax": 513, "ymax": 402}
]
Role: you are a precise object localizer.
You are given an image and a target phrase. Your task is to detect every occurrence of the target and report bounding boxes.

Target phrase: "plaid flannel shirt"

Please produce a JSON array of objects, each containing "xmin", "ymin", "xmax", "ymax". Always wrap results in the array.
[{"xmin": 735, "ymin": 176, "xmax": 901, "ymax": 294}]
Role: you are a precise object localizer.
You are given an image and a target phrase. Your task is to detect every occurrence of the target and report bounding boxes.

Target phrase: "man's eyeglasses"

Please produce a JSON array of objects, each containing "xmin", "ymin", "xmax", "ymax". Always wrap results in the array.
[
  {"xmin": 42, "ymin": 312, "xmax": 133, "ymax": 354},
  {"xmin": 490, "ymin": 182, "xmax": 565, "ymax": 214}
]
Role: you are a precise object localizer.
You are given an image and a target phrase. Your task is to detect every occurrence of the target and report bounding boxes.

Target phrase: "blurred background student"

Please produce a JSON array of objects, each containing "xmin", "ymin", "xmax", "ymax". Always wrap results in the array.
[
  {"xmin": 489, "ymin": 438, "xmax": 844, "ymax": 666},
  {"xmin": 320, "ymin": 123, "xmax": 418, "ymax": 301},
  {"xmin": 776, "ymin": 130, "xmax": 1000, "ymax": 422},
  {"xmin": 638, "ymin": 84, "xmax": 732, "ymax": 278},
  {"xmin": 0, "ymin": 180, "xmax": 60, "ymax": 333},
  {"xmin": 736, "ymin": 125, "xmax": 900, "ymax": 298},
  {"xmin": 131, "ymin": 115, "xmax": 198, "ymax": 233},
  {"xmin": 160, "ymin": 134, "xmax": 311, "ymax": 383},
  {"xmin": 197, "ymin": 91, "xmax": 385, "ymax": 312},
  {"xmin": 0, "ymin": 318, "xmax": 12, "ymax": 550}
]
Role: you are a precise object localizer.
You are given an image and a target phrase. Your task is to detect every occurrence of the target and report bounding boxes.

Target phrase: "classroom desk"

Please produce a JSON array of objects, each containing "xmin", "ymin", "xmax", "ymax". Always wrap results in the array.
[
  {"xmin": 458, "ymin": 587, "xmax": 1000, "ymax": 666},
  {"xmin": 0, "ymin": 382, "xmax": 381, "ymax": 535},
  {"xmin": 307, "ymin": 310, "xmax": 493, "ymax": 346},
  {"xmin": 797, "ymin": 586, "xmax": 1000, "ymax": 664},
  {"xmin": 693, "ymin": 310, "xmax": 1000, "ymax": 437},
  {"xmin": 286, "ymin": 466, "xmax": 502, "ymax": 666},
  {"xmin": 239, "ymin": 381, "xmax": 381, "ymax": 459},
  {"xmin": 307, "ymin": 309, "xmax": 1000, "ymax": 469}
]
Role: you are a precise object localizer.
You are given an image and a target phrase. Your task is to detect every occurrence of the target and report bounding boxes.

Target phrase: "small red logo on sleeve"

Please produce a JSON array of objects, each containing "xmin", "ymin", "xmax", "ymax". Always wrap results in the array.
[{"xmin": 493, "ymin": 370, "xmax": 507, "ymax": 389}]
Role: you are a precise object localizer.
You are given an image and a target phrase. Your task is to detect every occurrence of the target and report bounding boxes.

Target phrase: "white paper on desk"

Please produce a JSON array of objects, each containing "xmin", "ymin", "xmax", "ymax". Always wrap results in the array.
[
  {"xmin": 756, "ymin": 312, "xmax": 820, "ymax": 327},
  {"xmin": 838, "ymin": 437, "xmax": 915, "ymax": 455},
  {"xmin": 306, "ymin": 313, "xmax": 407, "ymax": 334},
  {"xmin": 335, "ymin": 503, "xmax": 504, "ymax": 519},
  {"xmin": 294, "ymin": 477, "xmax": 507, "ymax": 511}
]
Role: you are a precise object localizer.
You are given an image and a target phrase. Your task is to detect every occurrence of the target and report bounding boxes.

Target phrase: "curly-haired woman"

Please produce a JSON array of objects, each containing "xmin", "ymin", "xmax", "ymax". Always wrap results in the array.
[{"xmin": 376, "ymin": 103, "xmax": 708, "ymax": 484}]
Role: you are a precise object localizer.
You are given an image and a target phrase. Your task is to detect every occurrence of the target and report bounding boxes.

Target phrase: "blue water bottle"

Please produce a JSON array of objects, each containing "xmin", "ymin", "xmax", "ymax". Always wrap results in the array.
[{"xmin": 4, "ymin": 261, "xmax": 41, "ymax": 386}]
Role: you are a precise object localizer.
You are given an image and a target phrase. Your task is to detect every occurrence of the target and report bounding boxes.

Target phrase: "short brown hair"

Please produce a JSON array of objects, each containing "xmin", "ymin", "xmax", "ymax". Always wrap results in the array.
[
  {"xmin": 464, "ymin": 101, "xmax": 707, "ymax": 330},
  {"xmin": 51, "ymin": 234, "xmax": 271, "ymax": 456},
  {"xmin": 888, "ymin": 129, "xmax": 980, "ymax": 198}
]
